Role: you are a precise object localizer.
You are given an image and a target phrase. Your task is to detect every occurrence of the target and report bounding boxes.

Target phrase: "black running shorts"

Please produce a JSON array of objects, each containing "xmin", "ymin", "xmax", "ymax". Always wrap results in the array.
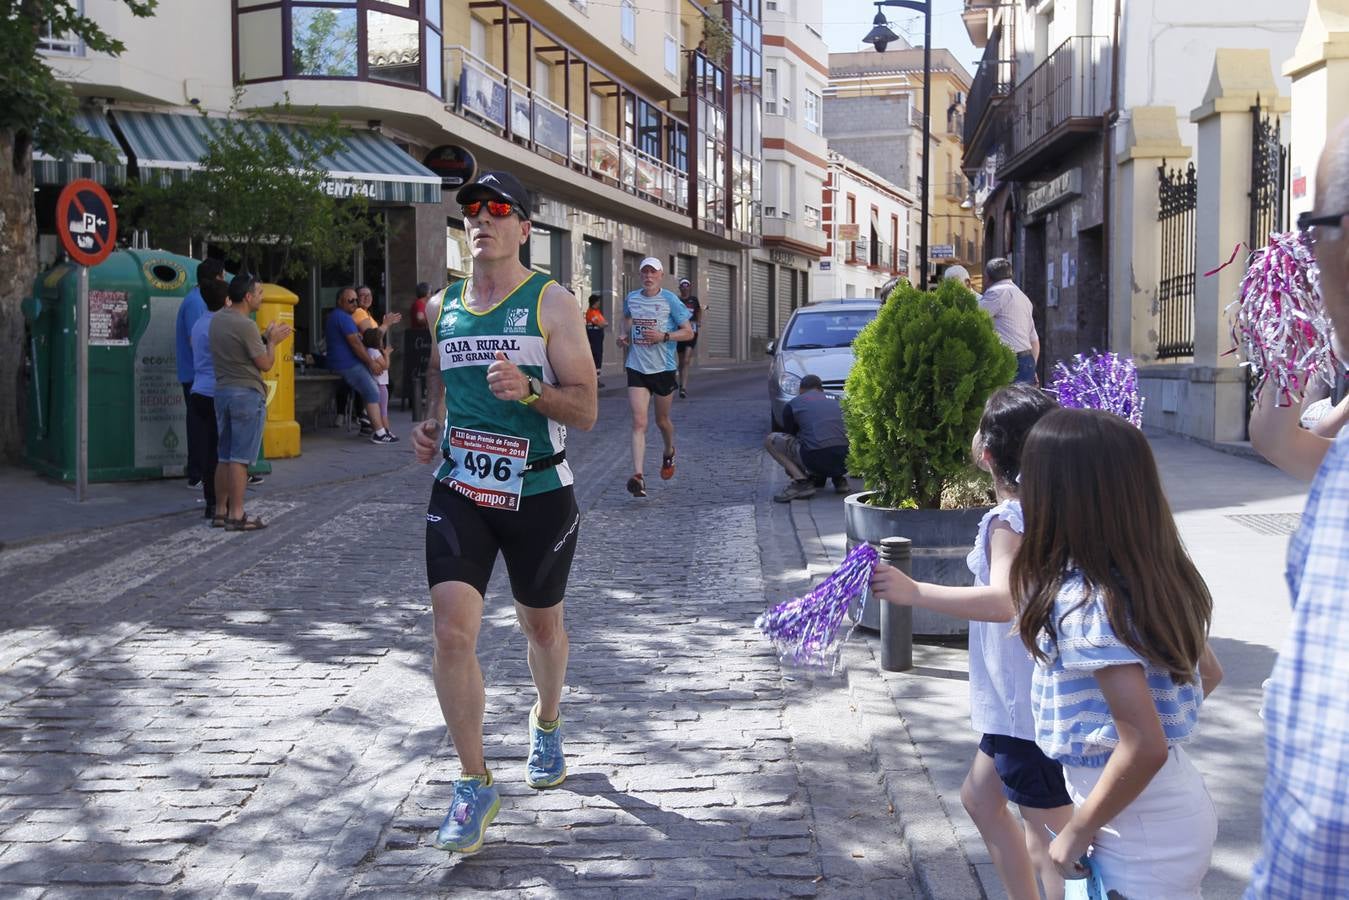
[
  {"xmin": 676, "ymin": 334, "xmax": 698, "ymax": 354},
  {"xmin": 625, "ymin": 367, "xmax": 678, "ymax": 396},
  {"xmin": 425, "ymin": 480, "xmax": 580, "ymax": 608}
]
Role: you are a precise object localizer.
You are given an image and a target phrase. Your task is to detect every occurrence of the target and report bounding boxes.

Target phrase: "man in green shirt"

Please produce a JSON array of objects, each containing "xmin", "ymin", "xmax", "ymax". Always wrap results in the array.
[
  {"xmin": 208, "ymin": 274, "xmax": 291, "ymax": 531},
  {"xmin": 410, "ymin": 170, "xmax": 597, "ymax": 854}
]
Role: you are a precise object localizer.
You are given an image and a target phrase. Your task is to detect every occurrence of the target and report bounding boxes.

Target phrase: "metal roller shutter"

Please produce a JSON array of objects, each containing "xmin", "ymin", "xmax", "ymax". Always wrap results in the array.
[
  {"xmin": 704, "ymin": 262, "xmax": 734, "ymax": 358},
  {"xmin": 751, "ymin": 261, "xmax": 772, "ymax": 352},
  {"xmin": 675, "ymin": 254, "xmax": 694, "ymax": 283},
  {"xmin": 775, "ymin": 267, "xmax": 794, "ymax": 339}
]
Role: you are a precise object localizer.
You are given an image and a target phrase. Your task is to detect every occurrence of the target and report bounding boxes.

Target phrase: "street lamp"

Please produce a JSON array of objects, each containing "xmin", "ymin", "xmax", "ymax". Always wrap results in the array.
[{"xmin": 863, "ymin": 0, "xmax": 931, "ymax": 290}]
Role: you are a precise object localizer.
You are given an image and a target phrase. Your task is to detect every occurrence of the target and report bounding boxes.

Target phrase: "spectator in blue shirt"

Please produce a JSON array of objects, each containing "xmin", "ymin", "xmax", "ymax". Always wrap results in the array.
[
  {"xmin": 765, "ymin": 375, "xmax": 850, "ymax": 501},
  {"xmin": 175, "ymin": 258, "xmax": 227, "ymax": 486},
  {"xmin": 187, "ymin": 280, "xmax": 228, "ymax": 524},
  {"xmin": 326, "ymin": 286, "xmax": 396, "ymax": 443},
  {"xmin": 1248, "ymin": 118, "xmax": 1349, "ymax": 899}
]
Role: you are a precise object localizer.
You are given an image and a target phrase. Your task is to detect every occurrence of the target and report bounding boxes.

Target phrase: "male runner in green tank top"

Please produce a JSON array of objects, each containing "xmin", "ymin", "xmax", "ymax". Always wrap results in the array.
[{"xmin": 411, "ymin": 170, "xmax": 597, "ymax": 855}]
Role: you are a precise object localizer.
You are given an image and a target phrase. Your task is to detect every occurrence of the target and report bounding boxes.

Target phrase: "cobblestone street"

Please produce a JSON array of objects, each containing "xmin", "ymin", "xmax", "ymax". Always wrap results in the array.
[{"xmin": 0, "ymin": 371, "xmax": 921, "ymax": 898}]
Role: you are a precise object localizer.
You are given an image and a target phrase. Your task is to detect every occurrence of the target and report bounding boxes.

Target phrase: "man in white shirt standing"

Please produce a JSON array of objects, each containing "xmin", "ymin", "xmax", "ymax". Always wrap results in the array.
[{"xmin": 978, "ymin": 258, "xmax": 1040, "ymax": 384}]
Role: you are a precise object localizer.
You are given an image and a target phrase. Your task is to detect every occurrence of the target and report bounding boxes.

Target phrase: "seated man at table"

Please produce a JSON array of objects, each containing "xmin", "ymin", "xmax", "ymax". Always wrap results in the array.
[
  {"xmin": 326, "ymin": 286, "xmax": 397, "ymax": 443},
  {"xmin": 765, "ymin": 375, "xmax": 850, "ymax": 502}
]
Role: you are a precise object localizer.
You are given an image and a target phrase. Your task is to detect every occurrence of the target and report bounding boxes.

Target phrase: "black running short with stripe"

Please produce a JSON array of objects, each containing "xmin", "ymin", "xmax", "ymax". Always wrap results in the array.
[{"xmin": 425, "ymin": 480, "xmax": 580, "ymax": 609}]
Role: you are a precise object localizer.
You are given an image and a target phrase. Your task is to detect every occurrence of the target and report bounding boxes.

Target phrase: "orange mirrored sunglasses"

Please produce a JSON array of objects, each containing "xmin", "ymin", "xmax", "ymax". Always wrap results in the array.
[{"xmin": 461, "ymin": 199, "xmax": 518, "ymax": 218}]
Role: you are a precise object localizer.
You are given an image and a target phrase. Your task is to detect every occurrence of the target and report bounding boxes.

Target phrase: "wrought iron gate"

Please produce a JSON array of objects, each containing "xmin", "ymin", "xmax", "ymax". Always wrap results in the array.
[
  {"xmin": 1247, "ymin": 105, "xmax": 1291, "ymax": 434},
  {"xmin": 1249, "ymin": 104, "xmax": 1289, "ymax": 251},
  {"xmin": 1156, "ymin": 161, "xmax": 1198, "ymax": 360}
]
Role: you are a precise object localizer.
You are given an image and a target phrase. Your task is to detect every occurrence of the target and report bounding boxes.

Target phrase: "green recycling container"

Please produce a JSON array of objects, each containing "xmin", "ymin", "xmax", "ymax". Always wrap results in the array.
[{"xmin": 23, "ymin": 249, "xmax": 199, "ymax": 482}]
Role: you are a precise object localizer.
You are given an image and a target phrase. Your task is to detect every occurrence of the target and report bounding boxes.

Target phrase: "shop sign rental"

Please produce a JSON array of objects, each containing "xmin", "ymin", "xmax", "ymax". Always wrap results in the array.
[{"xmin": 322, "ymin": 179, "xmax": 379, "ymax": 199}]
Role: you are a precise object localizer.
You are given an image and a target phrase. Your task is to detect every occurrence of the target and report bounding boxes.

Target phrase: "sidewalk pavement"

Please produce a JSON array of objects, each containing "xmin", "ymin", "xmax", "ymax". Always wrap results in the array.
[
  {"xmin": 0, "ymin": 408, "xmax": 428, "ymax": 547},
  {"xmin": 781, "ymin": 432, "xmax": 1307, "ymax": 899},
  {"xmin": 1, "ymin": 358, "xmax": 767, "ymax": 548}
]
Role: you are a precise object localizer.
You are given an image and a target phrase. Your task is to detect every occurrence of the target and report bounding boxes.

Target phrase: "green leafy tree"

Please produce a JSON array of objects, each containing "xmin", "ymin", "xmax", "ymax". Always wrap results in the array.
[
  {"xmin": 843, "ymin": 278, "xmax": 1017, "ymax": 509},
  {"xmin": 124, "ymin": 99, "xmax": 376, "ymax": 284},
  {"xmin": 0, "ymin": 0, "xmax": 156, "ymax": 460}
]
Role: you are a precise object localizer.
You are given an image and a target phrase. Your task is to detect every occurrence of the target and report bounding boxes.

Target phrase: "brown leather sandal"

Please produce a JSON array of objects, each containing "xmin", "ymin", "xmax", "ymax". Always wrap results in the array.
[{"xmin": 225, "ymin": 515, "xmax": 267, "ymax": 532}]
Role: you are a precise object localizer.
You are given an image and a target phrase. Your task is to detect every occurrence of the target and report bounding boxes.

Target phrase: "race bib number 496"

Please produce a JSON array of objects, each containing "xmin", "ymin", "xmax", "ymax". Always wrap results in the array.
[{"xmin": 442, "ymin": 427, "xmax": 530, "ymax": 511}]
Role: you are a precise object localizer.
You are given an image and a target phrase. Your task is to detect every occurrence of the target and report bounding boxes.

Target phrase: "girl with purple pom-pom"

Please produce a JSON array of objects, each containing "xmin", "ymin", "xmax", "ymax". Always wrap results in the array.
[{"xmin": 870, "ymin": 384, "xmax": 1073, "ymax": 900}]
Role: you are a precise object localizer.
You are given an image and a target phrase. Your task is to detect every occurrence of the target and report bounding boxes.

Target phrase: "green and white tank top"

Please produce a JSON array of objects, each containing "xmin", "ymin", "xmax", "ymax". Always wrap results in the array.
[{"xmin": 432, "ymin": 272, "xmax": 571, "ymax": 507}]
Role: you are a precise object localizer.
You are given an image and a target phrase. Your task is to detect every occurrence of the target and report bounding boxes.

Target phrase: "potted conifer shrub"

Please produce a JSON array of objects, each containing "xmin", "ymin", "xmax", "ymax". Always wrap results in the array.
[{"xmin": 842, "ymin": 277, "xmax": 1016, "ymax": 636}]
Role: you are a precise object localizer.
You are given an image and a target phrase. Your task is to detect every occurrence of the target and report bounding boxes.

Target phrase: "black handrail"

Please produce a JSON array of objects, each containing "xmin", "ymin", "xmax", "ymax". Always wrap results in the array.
[
  {"xmin": 1005, "ymin": 35, "xmax": 1110, "ymax": 163},
  {"xmin": 963, "ymin": 24, "xmax": 1013, "ymax": 147}
]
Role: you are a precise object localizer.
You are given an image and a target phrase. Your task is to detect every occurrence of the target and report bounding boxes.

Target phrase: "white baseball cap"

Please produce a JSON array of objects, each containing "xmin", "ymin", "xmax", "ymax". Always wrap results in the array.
[{"xmin": 639, "ymin": 257, "xmax": 663, "ymax": 272}]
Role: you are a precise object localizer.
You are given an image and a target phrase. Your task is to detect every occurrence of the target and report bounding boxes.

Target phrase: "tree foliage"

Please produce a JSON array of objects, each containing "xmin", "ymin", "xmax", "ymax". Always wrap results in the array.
[
  {"xmin": 843, "ymin": 278, "xmax": 1017, "ymax": 509},
  {"xmin": 122, "ymin": 99, "xmax": 377, "ymax": 283},
  {"xmin": 0, "ymin": 0, "xmax": 156, "ymax": 161},
  {"xmin": 0, "ymin": 0, "xmax": 155, "ymax": 462}
]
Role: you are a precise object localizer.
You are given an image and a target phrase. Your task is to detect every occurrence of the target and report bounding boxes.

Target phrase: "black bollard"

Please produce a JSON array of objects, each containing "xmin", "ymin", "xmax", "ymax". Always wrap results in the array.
[{"xmin": 879, "ymin": 536, "xmax": 913, "ymax": 672}]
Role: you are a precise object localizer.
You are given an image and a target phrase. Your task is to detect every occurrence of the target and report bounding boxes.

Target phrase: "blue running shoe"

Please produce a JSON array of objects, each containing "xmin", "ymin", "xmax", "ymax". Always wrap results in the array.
[
  {"xmin": 526, "ymin": 704, "xmax": 567, "ymax": 789},
  {"xmin": 433, "ymin": 773, "xmax": 500, "ymax": 853}
]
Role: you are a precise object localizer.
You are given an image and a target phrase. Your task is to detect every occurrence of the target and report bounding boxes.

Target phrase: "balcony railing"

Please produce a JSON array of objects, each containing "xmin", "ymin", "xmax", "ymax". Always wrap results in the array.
[
  {"xmin": 963, "ymin": 24, "xmax": 1014, "ymax": 148},
  {"xmin": 445, "ymin": 46, "xmax": 689, "ymax": 216},
  {"xmin": 870, "ymin": 240, "xmax": 892, "ymax": 269},
  {"xmin": 1003, "ymin": 35, "xmax": 1110, "ymax": 175}
]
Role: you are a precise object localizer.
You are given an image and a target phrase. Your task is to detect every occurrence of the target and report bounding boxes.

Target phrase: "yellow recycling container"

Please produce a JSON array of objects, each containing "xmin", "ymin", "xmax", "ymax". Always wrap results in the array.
[{"xmin": 256, "ymin": 283, "xmax": 301, "ymax": 459}]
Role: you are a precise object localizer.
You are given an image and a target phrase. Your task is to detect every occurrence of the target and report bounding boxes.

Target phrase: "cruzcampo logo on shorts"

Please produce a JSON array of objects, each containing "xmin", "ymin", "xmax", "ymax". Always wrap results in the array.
[{"xmin": 504, "ymin": 307, "xmax": 530, "ymax": 333}]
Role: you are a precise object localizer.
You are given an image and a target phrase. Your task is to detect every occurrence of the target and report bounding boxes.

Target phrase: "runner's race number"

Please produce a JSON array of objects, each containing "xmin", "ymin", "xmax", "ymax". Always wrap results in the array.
[
  {"xmin": 461, "ymin": 452, "xmax": 513, "ymax": 482},
  {"xmin": 442, "ymin": 426, "xmax": 531, "ymax": 511}
]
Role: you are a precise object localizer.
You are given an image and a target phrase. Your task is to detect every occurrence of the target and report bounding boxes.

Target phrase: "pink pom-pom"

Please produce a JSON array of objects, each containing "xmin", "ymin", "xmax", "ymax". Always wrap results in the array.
[{"xmin": 1227, "ymin": 231, "xmax": 1338, "ymax": 405}]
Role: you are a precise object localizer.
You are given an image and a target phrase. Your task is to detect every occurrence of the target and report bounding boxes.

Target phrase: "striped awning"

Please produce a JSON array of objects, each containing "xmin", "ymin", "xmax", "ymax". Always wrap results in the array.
[
  {"xmin": 33, "ymin": 109, "xmax": 128, "ymax": 186},
  {"xmin": 111, "ymin": 110, "xmax": 442, "ymax": 204}
]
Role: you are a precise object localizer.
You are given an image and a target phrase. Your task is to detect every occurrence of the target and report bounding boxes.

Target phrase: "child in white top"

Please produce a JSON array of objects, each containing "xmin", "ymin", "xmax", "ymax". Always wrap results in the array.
[
  {"xmin": 362, "ymin": 328, "xmax": 391, "ymax": 437},
  {"xmin": 871, "ymin": 384, "xmax": 1071, "ymax": 900}
]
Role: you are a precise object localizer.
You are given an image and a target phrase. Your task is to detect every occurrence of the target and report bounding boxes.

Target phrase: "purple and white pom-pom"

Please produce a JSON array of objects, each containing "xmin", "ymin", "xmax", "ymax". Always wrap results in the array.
[
  {"xmin": 756, "ymin": 543, "xmax": 878, "ymax": 671},
  {"xmin": 1048, "ymin": 351, "xmax": 1144, "ymax": 428},
  {"xmin": 1227, "ymin": 231, "xmax": 1337, "ymax": 405}
]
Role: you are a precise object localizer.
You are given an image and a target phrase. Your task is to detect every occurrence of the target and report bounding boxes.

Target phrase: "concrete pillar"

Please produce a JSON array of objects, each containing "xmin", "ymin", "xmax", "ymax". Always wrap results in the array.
[
  {"xmin": 1284, "ymin": 0, "xmax": 1349, "ymax": 219},
  {"xmin": 1190, "ymin": 50, "xmax": 1289, "ymax": 441},
  {"xmin": 1111, "ymin": 107, "xmax": 1190, "ymax": 363}
]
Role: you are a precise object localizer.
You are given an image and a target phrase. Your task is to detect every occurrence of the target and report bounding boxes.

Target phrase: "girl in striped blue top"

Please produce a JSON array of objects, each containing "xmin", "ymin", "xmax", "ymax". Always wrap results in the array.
[{"xmin": 1011, "ymin": 409, "xmax": 1223, "ymax": 899}]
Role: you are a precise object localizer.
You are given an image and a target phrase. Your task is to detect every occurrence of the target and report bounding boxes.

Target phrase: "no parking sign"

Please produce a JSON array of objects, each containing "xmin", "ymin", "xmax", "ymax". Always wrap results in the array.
[
  {"xmin": 56, "ymin": 178, "xmax": 117, "ymax": 267},
  {"xmin": 56, "ymin": 178, "xmax": 118, "ymax": 502}
]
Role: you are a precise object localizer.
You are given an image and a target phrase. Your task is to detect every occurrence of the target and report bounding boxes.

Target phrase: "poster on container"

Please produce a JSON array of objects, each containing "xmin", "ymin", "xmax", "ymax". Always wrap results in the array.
[
  {"xmin": 133, "ymin": 295, "xmax": 188, "ymax": 472},
  {"xmin": 88, "ymin": 289, "xmax": 130, "ymax": 345}
]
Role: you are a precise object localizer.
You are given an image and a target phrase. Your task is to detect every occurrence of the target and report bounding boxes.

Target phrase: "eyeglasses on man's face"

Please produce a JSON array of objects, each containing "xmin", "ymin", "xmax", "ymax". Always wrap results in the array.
[
  {"xmin": 461, "ymin": 199, "xmax": 519, "ymax": 219},
  {"xmin": 1297, "ymin": 210, "xmax": 1348, "ymax": 246}
]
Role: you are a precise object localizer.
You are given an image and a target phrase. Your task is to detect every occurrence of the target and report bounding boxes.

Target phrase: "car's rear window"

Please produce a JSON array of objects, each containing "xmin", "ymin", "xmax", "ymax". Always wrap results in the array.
[{"xmin": 782, "ymin": 309, "xmax": 877, "ymax": 350}]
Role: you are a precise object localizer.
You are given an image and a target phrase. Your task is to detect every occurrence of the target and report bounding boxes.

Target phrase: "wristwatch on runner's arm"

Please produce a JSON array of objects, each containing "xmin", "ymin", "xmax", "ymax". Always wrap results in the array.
[{"xmin": 520, "ymin": 376, "xmax": 543, "ymax": 406}]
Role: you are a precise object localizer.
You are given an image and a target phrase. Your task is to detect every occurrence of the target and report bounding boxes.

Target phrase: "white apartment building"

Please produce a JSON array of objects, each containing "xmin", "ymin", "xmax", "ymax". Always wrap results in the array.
[
  {"xmin": 962, "ymin": 0, "xmax": 1308, "ymax": 445},
  {"xmin": 36, "ymin": 0, "xmax": 765, "ymax": 361},
  {"xmin": 814, "ymin": 151, "xmax": 915, "ymax": 300},
  {"xmin": 753, "ymin": 0, "xmax": 830, "ymax": 351}
]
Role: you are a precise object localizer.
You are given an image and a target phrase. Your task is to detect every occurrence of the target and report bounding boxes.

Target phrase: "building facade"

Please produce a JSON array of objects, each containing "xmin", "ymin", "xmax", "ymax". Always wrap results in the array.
[
  {"xmin": 824, "ymin": 46, "xmax": 980, "ymax": 289},
  {"xmin": 38, "ymin": 0, "xmax": 764, "ymax": 361},
  {"xmin": 754, "ymin": 0, "xmax": 830, "ymax": 349},
  {"xmin": 814, "ymin": 151, "xmax": 915, "ymax": 300},
  {"xmin": 961, "ymin": 0, "xmax": 1307, "ymax": 403}
]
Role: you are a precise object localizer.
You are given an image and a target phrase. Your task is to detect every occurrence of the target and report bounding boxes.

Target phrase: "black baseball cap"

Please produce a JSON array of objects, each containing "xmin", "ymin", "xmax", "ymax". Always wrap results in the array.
[{"xmin": 456, "ymin": 170, "xmax": 530, "ymax": 220}]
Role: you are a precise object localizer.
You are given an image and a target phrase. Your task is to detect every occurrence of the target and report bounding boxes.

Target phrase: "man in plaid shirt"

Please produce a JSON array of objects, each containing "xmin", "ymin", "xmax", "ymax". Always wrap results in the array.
[{"xmin": 1249, "ymin": 119, "xmax": 1349, "ymax": 897}]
